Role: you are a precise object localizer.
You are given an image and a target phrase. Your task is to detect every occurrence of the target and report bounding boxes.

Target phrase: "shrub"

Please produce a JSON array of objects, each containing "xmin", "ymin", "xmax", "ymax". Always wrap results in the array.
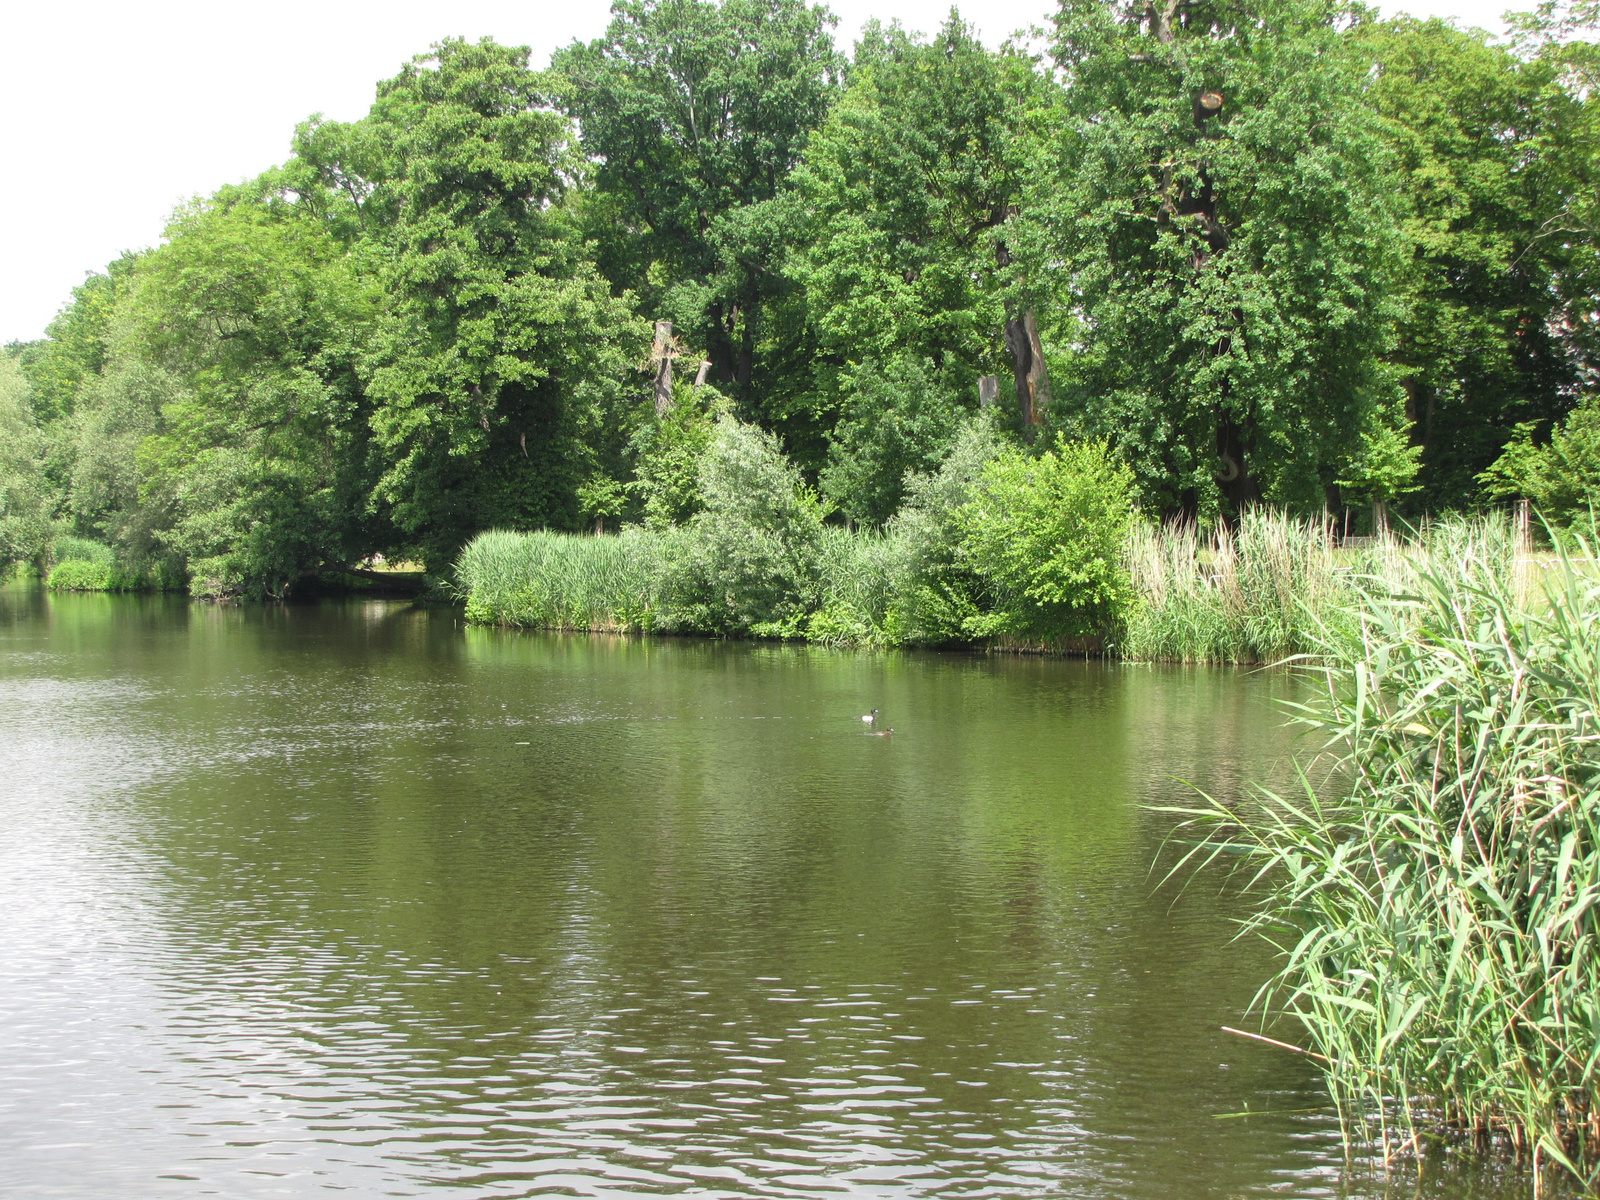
[
  {"xmin": 630, "ymin": 385, "xmax": 722, "ymax": 529},
  {"xmin": 953, "ymin": 436, "xmax": 1137, "ymax": 642},
  {"xmin": 47, "ymin": 558, "xmax": 113, "ymax": 591},
  {"xmin": 657, "ymin": 418, "xmax": 825, "ymax": 634},
  {"xmin": 884, "ymin": 414, "xmax": 1007, "ymax": 644},
  {"xmin": 1481, "ymin": 400, "xmax": 1600, "ymax": 528}
]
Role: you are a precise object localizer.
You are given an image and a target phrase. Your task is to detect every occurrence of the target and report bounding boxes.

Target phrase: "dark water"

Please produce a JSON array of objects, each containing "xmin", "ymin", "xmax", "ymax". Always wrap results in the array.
[{"xmin": 0, "ymin": 588, "xmax": 1546, "ymax": 1198}]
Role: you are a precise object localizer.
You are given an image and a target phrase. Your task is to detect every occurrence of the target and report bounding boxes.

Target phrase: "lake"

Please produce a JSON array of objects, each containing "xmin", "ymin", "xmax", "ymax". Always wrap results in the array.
[{"xmin": 0, "ymin": 587, "xmax": 1549, "ymax": 1197}]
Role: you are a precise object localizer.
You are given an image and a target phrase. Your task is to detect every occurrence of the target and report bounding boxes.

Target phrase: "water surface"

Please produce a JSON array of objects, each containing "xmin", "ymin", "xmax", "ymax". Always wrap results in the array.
[{"xmin": 0, "ymin": 588, "xmax": 1546, "ymax": 1197}]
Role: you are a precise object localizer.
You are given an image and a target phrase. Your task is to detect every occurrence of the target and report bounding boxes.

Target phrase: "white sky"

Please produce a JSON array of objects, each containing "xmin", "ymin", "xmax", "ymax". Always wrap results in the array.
[{"xmin": 2, "ymin": 0, "xmax": 1516, "ymax": 344}]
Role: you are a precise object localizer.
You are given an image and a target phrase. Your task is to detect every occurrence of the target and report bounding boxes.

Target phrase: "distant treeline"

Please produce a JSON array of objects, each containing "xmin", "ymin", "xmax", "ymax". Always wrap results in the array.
[{"xmin": 3, "ymin": 0, "xmax": 1600, "ymax": 597}]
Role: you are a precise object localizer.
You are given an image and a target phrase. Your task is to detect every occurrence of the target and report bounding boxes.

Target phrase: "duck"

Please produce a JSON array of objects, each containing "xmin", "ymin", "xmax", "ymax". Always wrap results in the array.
[
  {"xmin": 868, "ymin": 727, "xmax": 894, "ymax": 737},
  {"xmin": 860, "ymin": 709, "xmax": 879, "ymax": 724}
]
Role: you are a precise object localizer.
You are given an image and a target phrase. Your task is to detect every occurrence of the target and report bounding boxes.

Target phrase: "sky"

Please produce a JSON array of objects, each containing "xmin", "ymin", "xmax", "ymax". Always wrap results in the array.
[{"xmin": 1, "ymin": 0, "xmax": 1517, "ymax": 345}]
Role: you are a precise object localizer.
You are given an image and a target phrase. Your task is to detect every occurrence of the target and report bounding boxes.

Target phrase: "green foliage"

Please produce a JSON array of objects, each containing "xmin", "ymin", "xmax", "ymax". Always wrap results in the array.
[
  {"xmin": 1482, "ymin": 399, "xmax": 1600, "ymax": 526},
  {"xmin": 1171, "ymin": 545, "xmax": 1600, "ymax": 1182},
  {"xmin": 551, "ymin": 0, "xmax": 843, "ymax": 398},
  {"xmin": 131, "ymin": 191, "xmax": 382, "ymax": 598},
  {"xmin": 954, "ymin": 436, "xmax": 1137, "ymax": 641},
  {"xmin": 0, "ymin": 355, "xmax": 55, "ymax": 570},
  {"xmin": 629, "ymin": 384, "xmax": 724, "ymax": 529},
  {"xmin": 1357, "ymin": 18, "xmax": 1585, "ymax": 509},
  {"xmin": 46, "ymin": 559, "xmax": 114, "ymax": 591},
  {"xmin": 17, "ymin": 258, "xmax": 137, "ymax": 424},
  {"xmin": 43, "ymin": 535, "xmax": 181, "ymax": 592},
  {"xmin": 1025, "ymin": 0, "xmax": 1407, "ymax": 515},
  {"xmin": 881, "ymin": 414, "xmax": 1008, "ymax": 644},
  {"xmin": 350, "ymin": 38, "xmax": 644, "ymax": 567},
  {"xmin": 789, "ymin": 18, "xmax": 1045, "ymax": 385},
  {"xmin": 658, "ymin": 417, "xmax": 825, "ymax": 634},
  {"xmin": 820, "ymin": 356, "xmax": 967, "ymax": 527}
]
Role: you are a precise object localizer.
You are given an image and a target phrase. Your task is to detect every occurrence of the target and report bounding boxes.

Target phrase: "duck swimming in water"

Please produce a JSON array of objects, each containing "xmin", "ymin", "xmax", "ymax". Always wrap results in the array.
[
  {"xmin": 868, "ymin": 727, "xmax": 893, "ymax": 737},
  {"xmin": 860, "ymin": 709, "xmax": 879, "ymax": 725}
]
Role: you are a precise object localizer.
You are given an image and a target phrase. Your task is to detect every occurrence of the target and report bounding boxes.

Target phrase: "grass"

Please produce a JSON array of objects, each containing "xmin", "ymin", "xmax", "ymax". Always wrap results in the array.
[
  {"xmin": 1122, "ymin": 510, "xmax": 1518, "ymax": 663},
  {"xmin": 1169, "ymin": 539, "xmax": 1600, "ymax": 1188},
  {"xmin": 457, "ymin": 528, "xmax": 664, "ymax": 630}
]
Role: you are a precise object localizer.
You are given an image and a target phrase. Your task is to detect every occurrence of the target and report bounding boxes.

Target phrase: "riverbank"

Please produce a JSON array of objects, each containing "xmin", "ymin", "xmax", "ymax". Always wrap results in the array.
[{"xmin": 457, "ymin": 510, "xmax": 1526, "ymax": 665}]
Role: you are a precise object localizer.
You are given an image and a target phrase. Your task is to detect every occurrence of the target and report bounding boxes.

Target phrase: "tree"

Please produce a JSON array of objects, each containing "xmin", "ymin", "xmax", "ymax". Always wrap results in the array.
[
  {"xmin": 819, "ymin": 355, "xmax": 966, "ymax": 526},
  {"xmin": 551, "ymin": 0, "xmax": 844, "ymax": 401},
  {"xmin": 1023, "ymin": 0, "xmax": 1406, "ymax": 517},
  {"xmin": 0, "ymin": 354, "xmax": 55, "ymax": 571},
  {"xmin": 131, "ymin": 190, "xmax": 384, "ymax": 597},
  {"xmin": 344, "ymin": 38, "xmax": 644, "ymax": 568},
  {"xmin": 789, "ymin": 15, "xmax": 1051, "ymax": 415},
  {"xmin": 1357, "ymin": 17, "xmax": 1585, "ymax": 509}
]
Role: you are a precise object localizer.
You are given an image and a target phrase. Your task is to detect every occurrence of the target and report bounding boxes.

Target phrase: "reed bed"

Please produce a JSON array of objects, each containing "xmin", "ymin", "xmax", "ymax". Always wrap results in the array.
[
  {"xmin": 457, "ymin": 528, "xmax": 664, "ymax": 630},
  {"xmin": 1123, "ymin": 510, "xmax": 1518, "ymax": 663},
  {"xmin": 1172, "ymin": 542, "xmax": 1600, "ymax": 1187}
]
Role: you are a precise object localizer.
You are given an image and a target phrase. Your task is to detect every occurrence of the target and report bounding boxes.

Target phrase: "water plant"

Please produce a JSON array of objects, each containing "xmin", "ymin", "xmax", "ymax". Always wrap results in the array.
[
  {"xmin": 1171, "ymin": 540, "xmax": 1600, "ymax": 1187},
  {"xmin": 1122, "ymin": 510, "xmax": 1517, "ymax": 664},
  {"xmin": 457, "ymin": 528, "xmax": 662, "ymax": 630}
]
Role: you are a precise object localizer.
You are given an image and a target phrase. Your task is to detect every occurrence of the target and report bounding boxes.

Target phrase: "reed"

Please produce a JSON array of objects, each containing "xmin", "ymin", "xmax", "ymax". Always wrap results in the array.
[
  {"xmin": 1172, "ymin": 539, "xmax": 1600, "ymax": 1186},
  {"xmin": 1123, "ymin": 510, "xmax": 1517, "ymax": 663},
  {"xmin": 456, "ymin": 528, "xmax": 664, "ymax": 630}
]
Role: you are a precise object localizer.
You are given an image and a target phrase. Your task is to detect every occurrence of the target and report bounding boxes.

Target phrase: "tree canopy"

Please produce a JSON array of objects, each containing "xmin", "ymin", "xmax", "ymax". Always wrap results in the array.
[{"xmin": 6, "ymin": 0, "xmax": 1600, "ymax": 594}]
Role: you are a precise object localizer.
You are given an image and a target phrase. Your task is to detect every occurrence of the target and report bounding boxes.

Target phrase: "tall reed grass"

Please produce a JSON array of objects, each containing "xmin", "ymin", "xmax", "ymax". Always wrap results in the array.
[
  {"xmin": 1173, "ymin": 541, "xmax": 1600, "ymax": 1187},
  {"xmin": 457, "ymin": 528, "xmax": 664, "ymax": 630},
  {"xmin": 1123, "ymin": 510, "xmax": 1518, "ymax": 663}
]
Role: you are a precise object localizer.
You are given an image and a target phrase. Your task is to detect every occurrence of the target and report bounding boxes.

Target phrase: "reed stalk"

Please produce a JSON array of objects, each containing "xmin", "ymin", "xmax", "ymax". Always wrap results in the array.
[{"xmin": 1169, "ymin": 538, "xmax": 1600, "ymax": 1188}]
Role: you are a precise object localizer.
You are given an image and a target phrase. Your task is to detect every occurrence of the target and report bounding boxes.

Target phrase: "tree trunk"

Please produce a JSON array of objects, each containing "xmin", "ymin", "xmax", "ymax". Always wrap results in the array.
[
  {"xmin": 652, "ymin": 320, "xmax": 674, "ymax": 415},
  {"xmin": 977, "ymin": 375, "xmax": 999, "ymax": 409},
  {"xmin": 1216, "ymin": 411, "xmax": 1263, "ymax": 517},
  {"xmin": 694, "ymin": 360, "xmax": 711, "ymax": 388},
  {"xmin": 1004, "ymin": 310, "xmax": 1050, "ymax": 435}
]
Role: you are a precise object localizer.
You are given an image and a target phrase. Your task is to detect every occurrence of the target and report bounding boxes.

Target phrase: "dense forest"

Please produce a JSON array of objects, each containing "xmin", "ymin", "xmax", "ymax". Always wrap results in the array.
[{"xmin": 3, "ymin": 0, "xmax": 1600, "ymax": 599}]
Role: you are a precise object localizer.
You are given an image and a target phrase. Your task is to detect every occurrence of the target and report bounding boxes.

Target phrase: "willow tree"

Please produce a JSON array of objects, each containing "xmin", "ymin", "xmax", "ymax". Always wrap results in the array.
[{"xmin": 1023, "ymin": 0, "xmax": 1407, "ymax": 517}]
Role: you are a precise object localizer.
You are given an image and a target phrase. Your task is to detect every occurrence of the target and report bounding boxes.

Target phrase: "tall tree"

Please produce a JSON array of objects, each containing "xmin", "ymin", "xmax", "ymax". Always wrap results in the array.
[
  {"xmin": 789, "ymin": 17, "xmax": 1051, "ymax": 400},
  {"xmin": 551, "ymin": 0, "xmax": 844, "ymax": 401},
  {"xmin": 316, "ymin": 38, "xmax": 644, "ymax": 568},
  {"xmin": 132, "ymin": 189, "xmax": 385, "ymax": 597},
  {"xmin": 1023, "ymin": 0, "xmax": 1407, "ymax": 517}
]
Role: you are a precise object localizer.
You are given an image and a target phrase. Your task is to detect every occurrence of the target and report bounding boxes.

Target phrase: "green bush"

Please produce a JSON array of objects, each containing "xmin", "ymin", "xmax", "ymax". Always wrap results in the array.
[
  {"xmin": 629, "ymin": 385, "xmax": 723, "ymax": 529},
  {"xmin": 1481, "ymin": 400, "xmax": 1600, "ymax": 527},
  {"xmin": 47, "ymin": 558, "xmax": 114, "ymax": 590},
  {"xmin": 657, "ymin": 418, "xmax": 825, "ymax": 635},
  {"xmin": 953, "ymin": 436, "xmax": 1137, "ymax": 642}
]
